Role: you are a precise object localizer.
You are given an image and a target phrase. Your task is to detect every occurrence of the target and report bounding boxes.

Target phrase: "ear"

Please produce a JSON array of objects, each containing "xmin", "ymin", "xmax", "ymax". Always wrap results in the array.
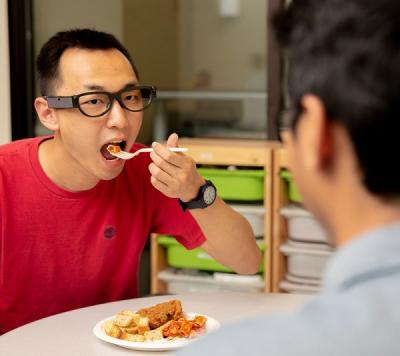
[
  {"xmin": 34, "ymin": 97, "xmax": 60, "ymax": 131},
  {"xmin": 300, "ymin": 94, "xmax": 334, "ymax": 171}
]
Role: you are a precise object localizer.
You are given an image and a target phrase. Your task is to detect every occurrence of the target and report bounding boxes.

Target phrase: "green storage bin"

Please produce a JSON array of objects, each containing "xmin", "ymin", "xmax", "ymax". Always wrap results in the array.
[
  {"xmin": 197, "ymin": 168, "xmax": 265, "ymax": 201},
  {"xmin": 158, "ymin": 235, "xmax": 266, "ymax": 273},
  {"xmin": 280, "ymin": 170, "xmax": 302, "ymax": 203}
]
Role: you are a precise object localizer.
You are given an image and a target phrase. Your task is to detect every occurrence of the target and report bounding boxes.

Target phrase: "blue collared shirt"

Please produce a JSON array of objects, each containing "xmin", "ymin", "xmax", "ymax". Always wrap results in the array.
[{"xmin": 177, "ymin": 223, "xmax": 400, "ymax": 356}]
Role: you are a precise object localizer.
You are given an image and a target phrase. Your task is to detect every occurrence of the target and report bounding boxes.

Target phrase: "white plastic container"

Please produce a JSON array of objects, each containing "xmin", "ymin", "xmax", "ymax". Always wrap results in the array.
[
  {"xmin": 158, "ymin": 268, "xmax": 265, "ymax": 294},
  {"xmin": 280, "ymin": 205, "xmax": 330, "ymax": 243},
  {"xmin": 280, "ymin": 240, "xmax": 334, "ymax": 279},
  {"xmin": 285, "ymin": 273, "xmax": 321, "ymax": 286},
  {"xmin": 279, "ymin": 279, "xmax": 320, "ymax": 294},
  {"xmin": 231, "ymin": 204, "xmax": 265, "ymax": 237}
]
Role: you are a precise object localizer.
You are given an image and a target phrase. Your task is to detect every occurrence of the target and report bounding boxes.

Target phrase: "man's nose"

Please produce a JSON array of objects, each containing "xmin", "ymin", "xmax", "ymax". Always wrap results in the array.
[{"xmin": 106, "ymin": 99, "xmax": 128, "ymax": 129}]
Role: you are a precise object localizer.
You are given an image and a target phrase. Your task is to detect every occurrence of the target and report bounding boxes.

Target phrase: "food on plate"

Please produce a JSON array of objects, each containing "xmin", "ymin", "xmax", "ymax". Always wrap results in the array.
[
  {"xmin": 163, "ymin": 315, "xmax": 207, "ymax": 339},
  {"xmin": 101, "ymin": 299, "xmax": 207, "ymax": 343},
  {"xmin": 137, "ymin": 316, "xmax": 151, "ymax": 335},
  {"xmin": 137, "ymin": 299, "xmax": 183, "ymax": 329},
  {"xmin": 120, "ymin": 333, "xmax": 145, "ymax": 342},
  {"xmin": 107, "ymin": 145, "xmax": 121, "ymax": 154},
  {"xmin": 102, "ymin": 320, "xmax": 121, "ymax": 338}
]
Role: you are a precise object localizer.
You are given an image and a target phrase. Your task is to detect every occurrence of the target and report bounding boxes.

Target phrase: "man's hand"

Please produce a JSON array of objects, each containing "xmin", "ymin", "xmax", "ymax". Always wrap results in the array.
[
  {"xmin": 149, "ymin": 133, "xmax": 204, "ymax": 202},
  {"xmin": 149, "ymin": 133, "xmax": 260, "ymax": 274}
]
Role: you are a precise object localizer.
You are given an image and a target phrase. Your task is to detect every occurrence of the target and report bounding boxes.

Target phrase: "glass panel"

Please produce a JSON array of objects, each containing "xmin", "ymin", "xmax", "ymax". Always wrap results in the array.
[
  {"xmin": 32, "ymin": 0, "xmax": 268, "ymax": 143},
  {"xmin": 123, "ymin": 0, "xmax": 267, "ymax": 141}
]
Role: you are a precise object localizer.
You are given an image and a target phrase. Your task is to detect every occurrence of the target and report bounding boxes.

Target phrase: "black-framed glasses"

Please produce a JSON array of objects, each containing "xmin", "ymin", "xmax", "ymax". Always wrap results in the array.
[{"xmin": 45, "ymin": 85, "xmax": 157, "ymax": 118}]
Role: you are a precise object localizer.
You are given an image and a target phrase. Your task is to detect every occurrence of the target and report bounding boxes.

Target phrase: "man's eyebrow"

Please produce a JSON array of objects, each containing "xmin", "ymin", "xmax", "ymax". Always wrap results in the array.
[
  {"xmin": 83, "ymin": 82, "xmax": 139, "ymax": 91},
  {"xmin": 83, "ymin": 84, "xmax": 105, "ymax": 91}
]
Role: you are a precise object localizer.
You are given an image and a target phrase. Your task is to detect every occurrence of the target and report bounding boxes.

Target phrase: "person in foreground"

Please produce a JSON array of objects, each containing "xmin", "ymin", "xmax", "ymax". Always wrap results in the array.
[
  {"xmin": 178, "ymin": 0, "xmax": 400, "ymax": 355},
  {"xmin": 0, "ymin": 29, "xmax": 260, "ymax": 334}
]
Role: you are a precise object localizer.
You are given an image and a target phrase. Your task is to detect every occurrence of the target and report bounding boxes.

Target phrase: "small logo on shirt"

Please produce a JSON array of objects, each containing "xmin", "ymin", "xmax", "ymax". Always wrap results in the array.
[{"xmin": 104, "ymin": 226, "xmax": 116, "ymax": 239}]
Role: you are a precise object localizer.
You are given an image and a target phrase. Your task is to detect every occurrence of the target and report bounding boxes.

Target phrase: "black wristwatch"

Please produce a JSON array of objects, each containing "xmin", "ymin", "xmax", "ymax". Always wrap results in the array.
[{"xmin": 179, "ymin": 180, "xmax": 217, "ymax": 211}]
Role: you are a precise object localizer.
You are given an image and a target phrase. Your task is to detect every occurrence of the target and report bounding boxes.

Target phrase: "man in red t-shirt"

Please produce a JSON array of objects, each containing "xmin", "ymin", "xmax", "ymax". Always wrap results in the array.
[{"xmin": 0, "ymin": 29, "xmax": 260, "ymax": 334}]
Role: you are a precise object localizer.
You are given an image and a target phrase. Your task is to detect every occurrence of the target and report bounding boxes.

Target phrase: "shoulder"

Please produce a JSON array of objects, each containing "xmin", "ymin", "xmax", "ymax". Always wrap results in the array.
[
  {"xmin": 0, "ymin": 137, "xmax": 37, "ymax": 156},
  {"xmin": 0, "ymin": 137, "xmax": 43, "ymax": 169},
  {"xmin": 180, "ymin": 289, "xmax": 400, "ymax": 356}
]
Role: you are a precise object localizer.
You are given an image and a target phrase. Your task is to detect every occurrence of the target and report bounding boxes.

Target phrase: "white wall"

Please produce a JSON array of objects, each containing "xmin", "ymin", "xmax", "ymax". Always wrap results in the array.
[
  {"xmin": 33, "ymin": 0, "xmax": 123, "ymax": 57},
  {"xmin": 179, "ymin": 0, "xmax": 267, "ymax": 91},
  {"xmin": 0, "ymin": 0, "xmax": 11, "ymax": 144}
]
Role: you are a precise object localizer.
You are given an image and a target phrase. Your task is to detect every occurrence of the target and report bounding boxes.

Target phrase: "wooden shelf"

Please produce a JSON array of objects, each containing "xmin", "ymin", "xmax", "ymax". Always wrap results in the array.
[
  {"xmin": 272, "ymin": 147, "xmax": 289, "ymax": 292},
  {"xmin": 179, "ymin": 138, "xmax": 281, "ymax": 167},
  {"xmin": 150, "ymin": 138, "xmax": 281, "ymax": 294}
]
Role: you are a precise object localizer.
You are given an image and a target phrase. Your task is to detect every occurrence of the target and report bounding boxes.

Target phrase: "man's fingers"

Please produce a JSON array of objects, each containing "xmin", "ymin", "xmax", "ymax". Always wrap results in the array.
[
  {"xmin": 150, "ymin": 176, "xmax": 170, "ymax": 196},
  {"xmin": 148, "ymin": 162, "xmax": 175, "ymax": 186},
  {"xmin": 166, "ymin": 132, "xmax": 179, "ymax": 148},
  {"xmin": 151, "ymin": 142, "xmax": 183, "ymax": 167}
]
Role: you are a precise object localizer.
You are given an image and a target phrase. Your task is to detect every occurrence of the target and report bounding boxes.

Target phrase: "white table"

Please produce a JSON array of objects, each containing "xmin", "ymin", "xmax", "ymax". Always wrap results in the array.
[{"xmin": 0, "ymin": 292, "xmax": 310, "ymax": 355}]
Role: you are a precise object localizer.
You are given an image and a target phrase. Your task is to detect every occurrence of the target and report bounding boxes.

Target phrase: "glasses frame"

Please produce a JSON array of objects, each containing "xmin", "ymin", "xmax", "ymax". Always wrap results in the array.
[{"xmin": 44, "ymin": 85, "xmax": 157, "ymax": 118}]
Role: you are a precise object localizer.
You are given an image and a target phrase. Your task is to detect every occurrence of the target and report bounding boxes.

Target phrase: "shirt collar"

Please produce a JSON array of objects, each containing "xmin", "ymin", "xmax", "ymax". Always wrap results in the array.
[{"xmin": 322, "ymin": 222, "xmax": 400, "ymax": 292}]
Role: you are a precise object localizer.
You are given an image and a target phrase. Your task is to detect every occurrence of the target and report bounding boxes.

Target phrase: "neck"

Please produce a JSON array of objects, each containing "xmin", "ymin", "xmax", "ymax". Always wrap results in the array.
[
  {"xmin": 329, "ymin": 188, "xmax": 400, "ymax": 246},
  {"xmin": 38, "ymin": 138, "xmax": 99, "ymax": 192}
]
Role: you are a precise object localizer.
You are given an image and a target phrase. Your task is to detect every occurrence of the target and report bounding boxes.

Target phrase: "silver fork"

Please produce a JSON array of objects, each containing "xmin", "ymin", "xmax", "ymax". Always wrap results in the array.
[{"xmin": 107, "ymin": 146, "xmax": 188, "ymax": 160}]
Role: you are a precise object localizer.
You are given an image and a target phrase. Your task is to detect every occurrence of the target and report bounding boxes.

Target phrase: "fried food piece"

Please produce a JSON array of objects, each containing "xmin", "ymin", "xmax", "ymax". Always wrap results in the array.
[
  {"xmin": 102, "ymin": 320, "xmax": 121, "ymax": 338},
  {"xmin": 163, "ymin": 320, "xmax": 182, "ymax": 338},
  {"xmin": 162, "ymin": 315, "xmax": 208, "ymax": 339},
  {"xmin": 120, "ymin": 332, "xmax": 145, "ymax": 342},
  {"xmin": 120, "ymin": 326, "xmax": 138, "ymax": 334},
  {"xmin": 114, "ymin": 314, "xmax": 134, "ymax": 327},
  {"xmin": 137, "ymin": 300, "xmax": 183, "ymax": 329},
  {"xmin": 193, "ymin": 315, "xmax": 207, "ymax": 328},
  {"xmin": 119, "ymin": 309, "xmax": 136, "ymax": 317},
  {"xmin": 144, "ymin": 329, "xmax": 163, "ymax": 341},
  {"xmin": 119, "ymin": 310, "xmax": 141, "ymax": 325},
  {"xmin": 137, "ymin": 317, "xmax": 150, "ymax": 335}
]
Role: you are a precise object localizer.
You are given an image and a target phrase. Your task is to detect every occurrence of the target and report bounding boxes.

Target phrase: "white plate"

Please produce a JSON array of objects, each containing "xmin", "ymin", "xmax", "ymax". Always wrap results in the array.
[{"xmin": 93, "ymin": 312, "xmax": 221, "ymax": 351}]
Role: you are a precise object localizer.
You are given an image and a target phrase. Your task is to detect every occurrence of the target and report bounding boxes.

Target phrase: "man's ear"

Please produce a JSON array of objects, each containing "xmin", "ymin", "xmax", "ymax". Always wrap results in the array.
[
  {"xmin": 301, "ymin": 94, "xmax": 334, "ymax": 171},
  {"xmin": 34, "ymin": 97, "xmax": 60, "ymax": 131}
]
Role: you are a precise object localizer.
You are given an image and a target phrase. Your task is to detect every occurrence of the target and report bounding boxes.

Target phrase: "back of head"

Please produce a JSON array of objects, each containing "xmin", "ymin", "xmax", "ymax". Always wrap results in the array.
[
  {"xmin": 37, "ymin": 28, "xmax": 139, "ymax": 96},
  {"xmin": 274, "ymin": 0, "xmax": 400, "ymax": 198}
]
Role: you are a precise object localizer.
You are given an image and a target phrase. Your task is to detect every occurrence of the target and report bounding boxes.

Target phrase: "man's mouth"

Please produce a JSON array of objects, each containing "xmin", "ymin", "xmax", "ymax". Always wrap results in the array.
[{"xmin": 101, "ymin": 141, "xmax": 127, "ymax": 160}]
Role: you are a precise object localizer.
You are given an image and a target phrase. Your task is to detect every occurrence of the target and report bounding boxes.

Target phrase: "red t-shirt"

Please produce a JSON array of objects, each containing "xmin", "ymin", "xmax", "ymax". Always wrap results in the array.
[{"xmin": 0, "ymin": 137, "xmax": 205, "ymax": 334}]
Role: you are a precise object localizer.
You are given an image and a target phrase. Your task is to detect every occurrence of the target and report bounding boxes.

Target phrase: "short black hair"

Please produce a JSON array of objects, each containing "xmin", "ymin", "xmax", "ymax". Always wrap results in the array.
[
  {"xmin": 274, "ymin": 0, "xmax": 400, "ymax": 198},
  {"xmin": 37, "ymin": 28, "xmax": 139, "ymax": 96}
]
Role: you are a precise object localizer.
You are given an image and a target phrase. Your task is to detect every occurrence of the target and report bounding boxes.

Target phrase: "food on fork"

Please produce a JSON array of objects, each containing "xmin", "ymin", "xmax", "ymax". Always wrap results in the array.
[
  {"xmin": 101, "ymin": 299, "xmax": 208, "ymax": 343},
  {"xmin": 106, "ymin": 144, "xmax": 189, "ymax": 160},
  {"xmin": 107, "ymin": 144, "xmax": 121, "ymax": 154}
]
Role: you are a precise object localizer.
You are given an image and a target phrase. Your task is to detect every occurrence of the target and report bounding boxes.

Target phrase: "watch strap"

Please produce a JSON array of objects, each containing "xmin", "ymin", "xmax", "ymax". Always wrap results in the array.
[{"xmin": 178, "ymin": 180, "xmax": 216, "ymax": 211}]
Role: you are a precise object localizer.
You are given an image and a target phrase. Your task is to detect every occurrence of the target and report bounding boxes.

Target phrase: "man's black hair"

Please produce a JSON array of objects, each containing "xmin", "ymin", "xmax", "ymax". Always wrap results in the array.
[
  {"xmin": 37, "ymin": 28, "xmax": 139, "ymax": 96},
  {"xmin": 274, "ymin": 0, "xmax": 400, "ymax": 197}
]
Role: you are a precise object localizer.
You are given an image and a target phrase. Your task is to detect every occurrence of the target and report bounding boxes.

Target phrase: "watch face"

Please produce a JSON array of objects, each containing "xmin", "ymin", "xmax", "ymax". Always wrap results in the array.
[{"xmin": 204, "ymin": 186, "xmax": 216, "ymax": 204}]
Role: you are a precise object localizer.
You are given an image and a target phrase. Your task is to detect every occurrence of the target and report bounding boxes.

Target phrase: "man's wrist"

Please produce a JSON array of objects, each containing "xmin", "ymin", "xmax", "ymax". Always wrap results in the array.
[
  {"xmin": 180, "ymin": 178, "xmax": 206, "ymax": 203},
  {"xmin": 178, "ymin": 180, "xmax": 217, "ymax": 212}
]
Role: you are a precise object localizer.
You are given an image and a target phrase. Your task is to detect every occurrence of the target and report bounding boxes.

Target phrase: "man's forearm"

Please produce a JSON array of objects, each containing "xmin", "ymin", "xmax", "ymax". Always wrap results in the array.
[{"xmin": 190, "ymin": 197, "xmax": 261, "ymax": 274}]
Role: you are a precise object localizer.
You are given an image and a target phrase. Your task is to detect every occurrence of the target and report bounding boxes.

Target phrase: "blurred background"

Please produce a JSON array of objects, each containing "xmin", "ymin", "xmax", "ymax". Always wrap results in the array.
[{"xmin": 4, "ymin": 0, "xmax": 285, "ymax": 145}]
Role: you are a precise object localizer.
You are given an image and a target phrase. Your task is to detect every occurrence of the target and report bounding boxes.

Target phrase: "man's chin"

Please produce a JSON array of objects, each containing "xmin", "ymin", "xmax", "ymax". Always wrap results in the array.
[
  {"xmin": 101, "ymin": 171, "xmax": 123, "ymax": 181},
  {"xmin": 99, "ymin": 165, "xmax": 125, "ymax": 181}
]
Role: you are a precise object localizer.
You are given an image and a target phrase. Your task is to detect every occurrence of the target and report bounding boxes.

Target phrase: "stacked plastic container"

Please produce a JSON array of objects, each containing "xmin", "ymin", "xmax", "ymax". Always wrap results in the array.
[
  {"xmin": 157, "ymin": 166, "xmax": 266, "ymax": 294},
  {"xmin": 279, "ymin": 171, "xmax": 335, "ymax": 293}
]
